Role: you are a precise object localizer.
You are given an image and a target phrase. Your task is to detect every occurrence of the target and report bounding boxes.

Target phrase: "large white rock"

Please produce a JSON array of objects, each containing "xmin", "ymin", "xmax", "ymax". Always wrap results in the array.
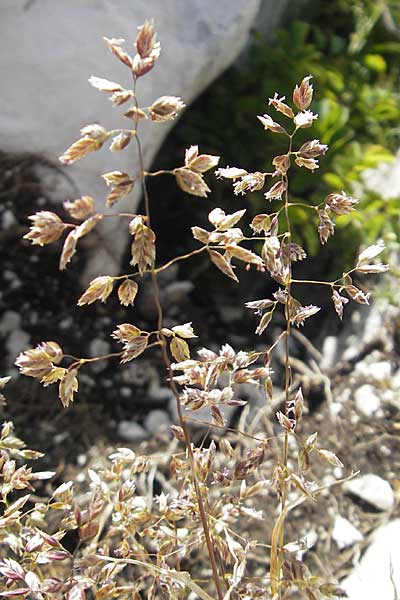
[
  {"xmin": 342, "ymin": 519, "xmax": 400, "ymax": 600},
  {"xmin": 345, "ymin": 474, "xmax": 394, "ymax": 511},
  {"xmin": 1, "ymin": 0, "xmax": 266, "ymax": 279}
]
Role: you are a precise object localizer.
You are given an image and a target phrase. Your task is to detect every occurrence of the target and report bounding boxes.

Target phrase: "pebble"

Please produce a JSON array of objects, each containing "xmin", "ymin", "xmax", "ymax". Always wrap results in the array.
[
  {"xmin": 0, "ymin": 310, "xmax": 21, "ymax": 335},
  {"xmin": 345, "ymin": 474, "xmax": 394, "ymax": 511},
  {"xmin": 354, "ymin": 384, "xmax": 381, "ymax": 417},
  {"xmin": 117, "ymin": 420, "xmax": 148, "ymax": 442},
  {"xmin": 320, "ymin": 335, "xmax": 338, "ymax": 370},
  {"xmin": 2, "ymin": 209, "xmax": 17, "ymax": 228},
  {"xmin": 6, "ymin": 329, "xmax": 30, "ymax": 365},
  {"xmin": 89, "ymin": 338, "xmax": 110, "ymax": 373},
  {"xmin": 144, "ymin": 409, "xmax": 171, "ymax": 434},
  {"xmin": 332, "ymin": 515, "xmax": 363, "ymax": 549}
]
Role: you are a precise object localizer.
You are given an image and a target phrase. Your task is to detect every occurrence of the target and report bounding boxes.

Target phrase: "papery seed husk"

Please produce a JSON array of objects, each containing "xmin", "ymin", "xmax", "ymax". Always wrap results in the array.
[
  {"xmin": 175, "ymin": 167, "xmax": 210, "ymax": 197},
  {"xmin": 88, "ymin": 76, "xmax": 123, "ymax": 93},
  {"xmin": 209, "ymin": 250, "xmax": 239, "ymax": 282},
  {"xmin": 118, "ymin": 280, "xmax": 138, "ymax": 306},
  {"xmin": 293, "ymin": 76, "xmax": 313, "ymax": 111},
  {"xmin": 103, "ymin": 36, "xmax": 133, "ymax": 68},
  {"xmin": 170, "ymin": 337, "xmax": 190, "ymax": 362},
  {"xmin": 130, "ymin": 224, "xmax": 156, "ymax": 274},
  {"xmin": 64, "ymin": 196, "xmax": 95, "ymax": 220}
]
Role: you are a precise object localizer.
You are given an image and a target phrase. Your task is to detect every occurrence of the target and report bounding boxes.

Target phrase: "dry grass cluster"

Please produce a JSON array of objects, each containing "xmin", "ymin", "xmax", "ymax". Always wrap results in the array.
[{"xmin": 1, "ymin": 20, "xmax": 390, "ymax": 600}]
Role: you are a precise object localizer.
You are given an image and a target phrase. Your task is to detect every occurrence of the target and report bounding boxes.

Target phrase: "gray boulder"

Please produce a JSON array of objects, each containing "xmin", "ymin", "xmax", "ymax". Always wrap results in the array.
[{"xmin": 1, "ymin": 0, "xmax": 264, "ymax": 279}]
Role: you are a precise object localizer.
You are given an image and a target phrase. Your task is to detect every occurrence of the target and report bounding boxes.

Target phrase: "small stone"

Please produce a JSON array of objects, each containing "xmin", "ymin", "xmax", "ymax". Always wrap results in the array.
[
  {"xmin": 6, "ymin": 329, "xmax": 30, "ymax": 366},
  {"xmin": 354, "ymin": 384, "xmax": 381, "ymax": 417},
  {"xmin": 117, "ymin": 420, "xmax": 148, "ymax": 442},
  {"xmin": 321, "ymin": 335, "xmax": 337, "ymax": 370},
  {"xmin": 0, "ymin": 310, "xmax": 21, "ymax": 334},
  {"xmin": 369, "ymin": 361, "xmax": 391, "ymax": 382},
  {"xmin": 332, "ymin": 515, "xmax": 363, "ymax": 549},
  {"xmin": 2, "ymin": 209, "xmax": 16, "ymax": 228},
  {"xmin": 144, "ymin": 409, "xmax": 171, "ymax": 434},
  {"xmin": 219, "ymin": 305, "xmax": 243, "ymax": 324},
  {"xmin": 89, "ymin": 338, "xmax": 110, "ymax": 373},
  {"xmin": 330, "ymin": 401, "xmax": 343, "ymax": 417},
  {"xmin": 345, "ymin": 474, "xmax": 394, "ymax": 511},
  {"xmin": 148, "ymin": 386, "xmax": 174, "ymax": 404},
  {"xmin": 120, "ymin": 386, "xmax": 132, "ymax": 398}
]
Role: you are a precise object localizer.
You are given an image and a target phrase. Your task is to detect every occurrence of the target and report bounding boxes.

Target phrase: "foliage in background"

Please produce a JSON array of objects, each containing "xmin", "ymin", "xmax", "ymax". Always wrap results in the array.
[{"xmin": 173, "ymin": 0, "xmax": 400, "ymax": 269}]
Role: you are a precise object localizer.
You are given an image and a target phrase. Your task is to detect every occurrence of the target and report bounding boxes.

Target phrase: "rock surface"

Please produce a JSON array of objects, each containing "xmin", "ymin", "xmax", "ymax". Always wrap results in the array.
[
  {"xmin": 344, "ymin": 474, "xmax": 394, "ymax": 511},
  {"xmin": 342, "ymin": 519, "xmax": 400, "ymax": 600},
  {"xmin": 332, "ymin": 515, "xmax": 363, "ymax": 549},
  {"xmin": 1, "ymin": 0, "xmax": 265, "ymax": 279}
]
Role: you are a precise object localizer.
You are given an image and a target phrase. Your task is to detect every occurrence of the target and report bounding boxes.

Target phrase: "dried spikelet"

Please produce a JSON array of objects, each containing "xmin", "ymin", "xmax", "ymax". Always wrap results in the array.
[
  {"xmin": 63, "ymin": 196, "xmax": 95, "ymax": 220},
  {"xmin": 59, "ymin": 368, "xmax": 79, "ymax": 408},
  {"xmin": 135, "ymin": 20, "xmax": 159, "ymax": 59},
  {"xmin": 208, "ymin": 250, "xmax": 239, "ymax": 282},
  {"xmin": 171, "ymin": 323, "xmax": 196, "ymax": 338},
  {"xmin": 298, "ymin": 139, "xmax": 328, "ymax": 158},
  {"xmin": 208, "ymin": 208, "xmax": 246, "ymax": 231},
  {"xmin": 345, "ymin": 285, "xmax": 370, "ymax": 305},
  {"xmin": 317, "ymin": 209, "xmax": 335, "ymax": 245},
  {"xmin": 110, "ymin": 132, "xmax": 133, "ymax": 152},
  {"xmin": 24, "ymin": 211, "xmax": 66, "ymax": 246},
  {"xmin": 295, "ymin": 156, "xmax": 319, "ymax": 170},
  {"xmin": 77, "ymin": 276, "xmax": 114, "ymax": 306},
  {"xmin": 325, "ymin": 192, "xmax": 358, "ymax": 215},
  {"xmin": 268, "ymin": 93, "xmax": 294, "ymax": 118},
  {"xmin": 264, "ymin": 180, "xmax": 287, "ymax": 201},
  {"xmin": 41, "ymin": 367, "xmax": 67, "ymax": 387},
  {"xmin": 103, "ymin": 37, "xmax": 133, "ymax": 68},
  {"xmin": 132, "ymin": 53, "xmax": 159, "ymax": 78},
  {"xmin": 110, "ymin": 90, "xmax": 134, "ymax": 105},
  {"xmin": 88, "ymin": 76, "xmax": 123, "ymax": 93},
  {"xmin": 293, "ymin": 76, "xmax": 314, "ymax": 111},
  {"xmin": 102, "ymin": 171, "xmax": 135, "ymax": 207},
  {"xmin": 59, "ymin": 137, "xmax": 103, "ymax": 165},
  {"xmin": 130, "ymin": 224, "xmax": 156, "ymax": 274},
  {"xmin": 250, "ymin": 214, "xmax": 271, "ymax": 234},
  {"xmin": 332, "ymin": 289, "xmax": 349, "ymax": 319},
  {"xmin": 75, "ymin": 214, "xmax": 103, "ymax": 238},
  {"xmin": 132, "ymin": 21, "xmax": 161, "ymax": 77},
  {"xmin": 175, "ymin": 167, "xmax": 210, "ymax": 197},
  {"xmin": 291, "ymin": 305, "xmax": 321, "ymax": 327},
  {"xmin": 184, "ymin": 145, "xmax": 220, "ymax": 173},
  {"xmin": 120, "ymin": 336, "xmax": 149, "ymax": 363},
  {"xmin": 124, "ymin": 107, "xmax": 148, "ymax": 120},
  {"xmin": 0, "ymin": 376, "xmax": 11, "ymax": 406},
  {"xmin": 255, "ymin": 311, "xmax": 273, "ymax": 335},
  {"xmin": 15, "ymin": 342, "xmax": 63, "ymax": 379},
  {"xmin": 149, "ymin": 96, "xmax": 185, "ymax": 122},
  {"xmin": 191, "ymin": 226, "xmax": 210, "ymax": 243},
  {"xmin": 226, "ymin": 244, "xmax": 263, "ymax": 267},
  {"xmin": 170, "ymin": 337, "xmax": 190, "ymax": 362},
  {"xmin": 117, "ymin": 279, "xmax": 138, "ymax": 306},
  {"xmin": 59, "ymin": 230, "xmax": 78, "ymax": 270},
  {"xmin": 357, "ymin": 239, "xmax": 385, "ymax": 262},
  {"xmin": 257, "ymin": 114, "xmax": 286, "ymax": 134},
  {"xmin": 272, "ymin": 155, "xmax": 290, "ymax": 175},
  {"xmin": 294, "ymin": 110, "xmax": 318, "ymax": 129},
  {"xmin": 233, "ymin": 172, "xmax": 265, "ymax": 195},
  {"xmin": 215, "ymin": 166, "xmax": 248, "ymax": 180},
  {"xmin": 170, "ymin": 425, "xmax": 185, "ymax": 442}
]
